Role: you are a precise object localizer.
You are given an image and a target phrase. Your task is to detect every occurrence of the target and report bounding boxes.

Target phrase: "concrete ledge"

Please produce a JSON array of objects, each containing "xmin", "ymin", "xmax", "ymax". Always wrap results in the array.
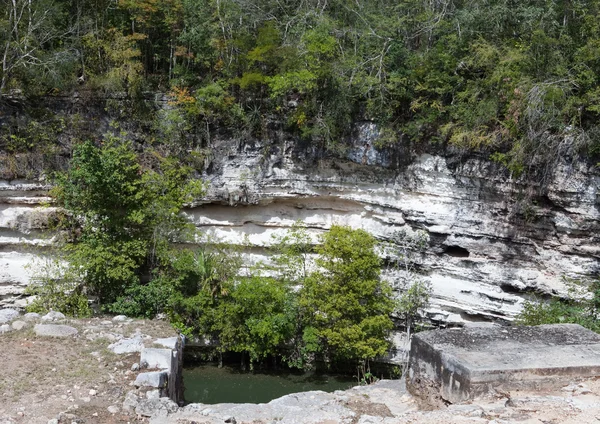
[{"xmin": 407, "ymin": 324, "xmax": 600, "ymax": 403}]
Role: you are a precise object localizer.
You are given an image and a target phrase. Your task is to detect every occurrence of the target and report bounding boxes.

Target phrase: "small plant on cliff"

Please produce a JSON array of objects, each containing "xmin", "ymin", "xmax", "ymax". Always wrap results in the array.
[
  {"xmin": 517, "ymin": 278, "xmax": 600, "ymax": 333},
  {"xmin": 385, "ymin": 228, "xmax": 432, "ymax": 336},
  {"xmin": 26, "ymin": 256, "xmax": 92, "ymax": 317},
  {"xmin": 36, "ymin": 136, "xmax": 204, "ymax": 316}
]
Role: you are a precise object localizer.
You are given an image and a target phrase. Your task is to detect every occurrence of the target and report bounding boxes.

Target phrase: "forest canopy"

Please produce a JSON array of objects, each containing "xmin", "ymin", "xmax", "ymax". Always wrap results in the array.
[{"xmin": 2, "ymin": 0, "xmax": 600, "ymax": 178}]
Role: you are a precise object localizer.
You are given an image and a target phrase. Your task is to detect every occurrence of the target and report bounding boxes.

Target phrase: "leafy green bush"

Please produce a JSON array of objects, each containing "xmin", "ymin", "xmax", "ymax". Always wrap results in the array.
[
  {"xmin": 26, "ymin": 257, "xmax": 92, "ymax": 318},
  {"xmin": 170, "ymin": 224, "xmax": 396, "ymax": 371},
  {"xmin": 44, "ymin": 136, "xmax": 204, "ymax": 315},
  {"xmin": 516, "ymin": 279, "xmax": 600, "ymax": 333}
]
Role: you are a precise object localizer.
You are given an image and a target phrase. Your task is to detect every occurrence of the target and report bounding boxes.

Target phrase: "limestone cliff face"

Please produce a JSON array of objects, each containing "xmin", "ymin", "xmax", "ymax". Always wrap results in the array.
[{"xmin": 1, "ymin": 122, "xmax": 599, "ymax": 325}]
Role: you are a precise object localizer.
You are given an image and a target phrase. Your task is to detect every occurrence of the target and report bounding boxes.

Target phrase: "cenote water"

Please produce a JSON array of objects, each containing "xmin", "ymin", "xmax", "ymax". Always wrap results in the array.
[{"xmin": 184, "ymin": 364, "xmax": 356, "ymax": 404}]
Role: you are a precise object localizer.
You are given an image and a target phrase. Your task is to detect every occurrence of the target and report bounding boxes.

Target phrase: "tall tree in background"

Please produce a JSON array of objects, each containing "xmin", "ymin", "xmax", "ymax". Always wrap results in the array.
[{"xmin": 0, "ymin": 0, "xmax": 75, "ymax": 94}]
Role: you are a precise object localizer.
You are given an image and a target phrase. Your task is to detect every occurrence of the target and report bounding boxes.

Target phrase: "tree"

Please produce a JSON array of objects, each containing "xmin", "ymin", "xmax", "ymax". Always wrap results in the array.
[
  {"xmin": 43, "ymin": 136, "xmax": 204, "ymax": 314},
  {"xmin": 270, "ymin": 221, "xmax": 313, "ymax": 286},
  {"xmin": 300, "ymin": 225, "xmax": 395, "ymax": 366},
  {"xmin": 1, "ymin": 0, "xmax": 76, "ymax": 94},
  {"xmin": 226, "ymin": 276, "xmax": 296, "ymax": 368},
  {"xmin": 385, "ymin": 228, "xmax": 431, "ymax": 337},
  {"xmin": 168, "ymin": 251, "xmax": 296, "ymax": 370}
]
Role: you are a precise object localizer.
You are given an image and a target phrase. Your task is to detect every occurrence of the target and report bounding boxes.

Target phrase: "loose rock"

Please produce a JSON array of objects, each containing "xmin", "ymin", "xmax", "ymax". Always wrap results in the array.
[
  {"xmin": 23, "ymin": 312, "xmax": 41, "ymax": 321},
  {"xmin": 146, "ymin": 389, "xmax": 160, "ymax": 399},
  {"xmin": 135, "ymin": 397, "xmax": 178, "ymax": 417},
  {"xmin": 108, "ymin": 336, "xmax": 145, "ymax": 354},
  {"xmin": 41, "ymin": 311, "xmax": 66, "ymax": 322},
  {"xmin": 34, "ymin": 324, "xmax": 78, "ymax": 337},
  {"xmin": 112, "ymin": 315, "xmax": 128, "ymax": 322},
  {"xmin": 107, "ymin": 405, "xmax": 120, "ymax": 414},
  {"xmin": 122, "ymin": 390, "xmax": 140, "ymax": 412},
  {"xmin": 11, "ymin": 320, "xmax": 27, "ymax": 331},
  {"xmin": 0, "ymin": 308, "xmax": 19, "ymax": 324}
]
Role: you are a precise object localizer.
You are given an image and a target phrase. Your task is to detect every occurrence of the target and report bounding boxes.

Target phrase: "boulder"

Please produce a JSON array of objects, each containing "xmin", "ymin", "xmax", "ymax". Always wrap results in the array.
[
  {"xmin": 134, "ymin": 371, "xmax": 168, "ymax": 388},
  {"xmin": 108, "ymin": 335, "xmax": 145, "ymax": 354},
  {"xmin": 122, "ymin": 390, "xmax": 140, "ymax": 413},
  {"xmin": 140, "ymin": 348, "xmax": 172, "ymax": 370},
  {"xmin": 0, "ymin": 308, "xmax": 19, "ymax": 324},
  {"xmin": 11, "ymin": 320, "xmax": 27, "ymax": 330},
  {"xmin": 23, "ymin": 312, "xmax": 41, "ymax": 321},
  {"xmin": 34, "ymin": 324, "xmax": 78, "ymax": 337},
  {"xmin": 112, "ymin": 315, "xmax": 129, "ymax": 322},
  {"xmin": 135, "ymin": 397, "xmax": 178, "ymax": 417},
  {"xmin": 41, "ymin": 311, "xmax": 66, "ymax": 322},
  {"xmin": 146, "ymin": 390, "xmax": 160, "ymax": 399}
]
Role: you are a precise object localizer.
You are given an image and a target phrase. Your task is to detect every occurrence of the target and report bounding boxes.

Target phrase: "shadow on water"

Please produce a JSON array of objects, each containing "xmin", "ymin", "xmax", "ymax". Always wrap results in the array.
[{"xmin": 183, "ymin": 363, "xmax": 357, "ymax": 404}]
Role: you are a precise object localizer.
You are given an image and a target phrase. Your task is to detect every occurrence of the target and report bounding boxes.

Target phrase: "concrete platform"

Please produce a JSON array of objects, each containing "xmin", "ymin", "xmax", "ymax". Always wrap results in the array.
[{"xmin": 407, "ymin": 324, "xmax": 600, "ymax": 403}]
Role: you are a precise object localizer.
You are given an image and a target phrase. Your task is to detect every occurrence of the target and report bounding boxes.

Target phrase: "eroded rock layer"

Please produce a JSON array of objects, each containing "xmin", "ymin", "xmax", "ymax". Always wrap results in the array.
[{"xmin": 1, "ymin": 124, "xmax": 599, "ymax": 325}]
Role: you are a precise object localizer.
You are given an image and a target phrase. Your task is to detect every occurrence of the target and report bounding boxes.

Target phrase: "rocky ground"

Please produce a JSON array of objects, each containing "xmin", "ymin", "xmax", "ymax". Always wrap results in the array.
[
  {"xmin": 2, "ymin": 308, "xmax": 600, "ymax": 424},
  {"xmin": 0, "ymin": 308, "xmax": 175, "ymax": 424}
]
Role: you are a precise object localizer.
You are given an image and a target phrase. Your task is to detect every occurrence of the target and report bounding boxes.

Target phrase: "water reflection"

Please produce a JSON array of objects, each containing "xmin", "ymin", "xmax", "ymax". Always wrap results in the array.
[{"xmin": 184, "ymin": 364, "xmax": 356, "ymax": 404}]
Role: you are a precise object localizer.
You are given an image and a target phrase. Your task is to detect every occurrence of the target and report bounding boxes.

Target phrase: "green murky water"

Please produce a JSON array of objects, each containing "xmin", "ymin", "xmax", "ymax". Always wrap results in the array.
[{"xmin": 183, "ymin": 364, "xmax": 356, "ymax": 404}]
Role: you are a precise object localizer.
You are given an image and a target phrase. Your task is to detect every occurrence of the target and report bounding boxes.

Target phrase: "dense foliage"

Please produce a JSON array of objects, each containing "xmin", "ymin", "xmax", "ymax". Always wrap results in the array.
[
  {"xmin": 31, "ymin": 141, "xmax": 396, "ymax": 368},
  {"xmin": 301, "ymin": 226, "xmax": 394, "ymax": 363},
  {"xmin": 28, "ymin": 138, "xmax": 204, "ymax": 315},
  {"xmin": 170, "ymin": 225, "xmax": 395, "ymax": 370},
  {"xmin": 517, "ymin": 279, "xmax": 600, "ymax": 333},
  {"xmin": 3, "ymin": 1, "xmax": 600, "ymax": 181}
]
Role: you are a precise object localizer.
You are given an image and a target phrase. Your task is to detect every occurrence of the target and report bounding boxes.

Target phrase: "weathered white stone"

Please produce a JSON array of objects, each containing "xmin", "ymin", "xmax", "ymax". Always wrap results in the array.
[
  {"xmin": 0, "ymin": 308, "xmax": 19, "ymax": 324},
  {"xmin": 112, "ymin": 315, "xmax": 128, "ymax": 322},
  {"xmin": 34, "ymin": 324, "xmax": 78, "ymax": 337},
  {"xmin": 122, "ymin": 390, "xmax": 140, "ymax": 412},
  {"xmin": 0, "ymin": 323, "xmax": 11, "ymax": 333},
  {"xmin": 134, "ymin": 371, "xmax": 168, "ymax": 388},
  {"xmin": 41, "ymin": 311, "xmax": 66, "ymax": 322},
  {"xmin": 146, "ymin": 389, "xmax": 160, "ymax": 399},
  {"xmin": 108, "ymin": 335, "xmax": 144, "ymax": 354},
  {"xmin": 11, "ymin": 320, "xmax": 26, "ymax": 330},
  {"xmin": 23, "ymin": 312, "xmax": 41, "ymax": 321},
  {"xmin": 154, "ymin": 337, "xmax": 178, "ymax": 349},
  {"xmin": 136, "ymin": 397, "xmax": 178, "ymax": 417},
  {"xmin": 107, "ymin": 405, "xmax": 120, "ymax": 414},
  {"xmin": 140, "ymin": 348, "xmax": 172, "ymax": 370}
]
